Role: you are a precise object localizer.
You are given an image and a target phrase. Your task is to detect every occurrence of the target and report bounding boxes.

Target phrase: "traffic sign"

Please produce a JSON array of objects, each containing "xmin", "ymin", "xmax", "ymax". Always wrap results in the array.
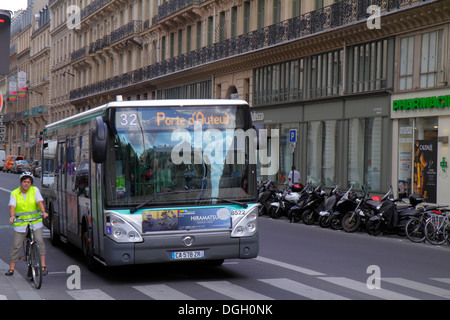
[{"xmin": 289, "ymin": 129, "xmax": 297, "ymax": 143}]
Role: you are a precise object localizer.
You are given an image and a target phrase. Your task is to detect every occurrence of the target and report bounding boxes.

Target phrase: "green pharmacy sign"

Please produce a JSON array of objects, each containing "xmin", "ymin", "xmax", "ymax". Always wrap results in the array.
[{"xmin": 393, "ymin": 95, "xmax": 450, "ymax": 111}]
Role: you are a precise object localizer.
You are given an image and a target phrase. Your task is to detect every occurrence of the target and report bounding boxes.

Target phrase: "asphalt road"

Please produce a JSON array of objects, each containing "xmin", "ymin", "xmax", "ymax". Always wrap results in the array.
[{"xmin": 1, "ymin": 170, "xmax": 450, "ymax": 305}]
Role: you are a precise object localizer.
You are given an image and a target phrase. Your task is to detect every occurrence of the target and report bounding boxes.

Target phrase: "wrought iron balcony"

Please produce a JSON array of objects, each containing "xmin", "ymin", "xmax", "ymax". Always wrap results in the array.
[{"xmin": 70, "ymin": 0, "xmax": 435, "ymax": 102}]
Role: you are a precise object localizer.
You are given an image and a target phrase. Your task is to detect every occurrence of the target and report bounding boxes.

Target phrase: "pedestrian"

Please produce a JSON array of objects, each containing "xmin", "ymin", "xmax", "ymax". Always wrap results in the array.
[
  {"xmin": 287, "ymin": 166, "xmax": 300, "ymax": 187},
  {"xmin": 5, "ymin": 172, "xmax": 49, "ymax": 276}
]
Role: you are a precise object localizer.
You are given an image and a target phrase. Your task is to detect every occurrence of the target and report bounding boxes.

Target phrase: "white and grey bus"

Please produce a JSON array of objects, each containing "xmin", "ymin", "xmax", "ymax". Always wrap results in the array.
[{"xmin": 41, "ymin": 99, "xmax": 259, "ymax": 267}]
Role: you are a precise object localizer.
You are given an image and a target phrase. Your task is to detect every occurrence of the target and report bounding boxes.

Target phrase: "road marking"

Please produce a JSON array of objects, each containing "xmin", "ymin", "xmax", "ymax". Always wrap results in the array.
[
  {"xmin": 432, "ymin": 278, "xmax": 450, "ymax": 285},
  {"xmin": 255, "ymin": 256, "xmax": 325, "ymax": 276},
  {"xmin": 259, "ymin": 278, "xmax": 350, "ymax": 300},
  {"xmin": 66, "ymin": 289, "xmax": 115, "ymax": 300},
  {"xmin": 318, "ymin": 277, "xmax": 418, "ymax": 300},
  {"xmin": 133, "ymin": 284, "xmax": 195, "ymax": 300},
  {"xmin": 0, "ymin": 295, "xmax": 6, "ymax": 300},
  {"xmin": 383, "ymin": 278, "xmax": 450, "ymax": 299},
  {"xmin": 0, "ymin": 186, "xmax": 12, "ymax": 193},
  {"xmin": 198, "ymin": 281, "xmax": 274, "ymax": 300}
]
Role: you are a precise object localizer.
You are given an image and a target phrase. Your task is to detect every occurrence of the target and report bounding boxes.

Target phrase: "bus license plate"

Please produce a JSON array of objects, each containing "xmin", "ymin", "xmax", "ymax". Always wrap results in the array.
[{"xmin": 171, "ymin": 250, "xmax": 205, "ymax": 260}]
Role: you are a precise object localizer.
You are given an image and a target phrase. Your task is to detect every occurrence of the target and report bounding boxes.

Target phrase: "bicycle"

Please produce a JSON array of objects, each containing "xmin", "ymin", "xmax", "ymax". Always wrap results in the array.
[
  {"xmin": 424, "ymin": 209, "xmax": 450, "ymax": 245},
  {"xmin": 15, "ymin": 214, "xmax": 44, "ymax": 289},
  {"xmin": 405, "ymin": 205, "xmax": 448, "ymax": 243}
]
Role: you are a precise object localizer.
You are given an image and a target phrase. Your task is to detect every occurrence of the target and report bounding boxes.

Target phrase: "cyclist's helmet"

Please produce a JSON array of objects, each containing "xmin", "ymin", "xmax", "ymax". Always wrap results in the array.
[{"xmin": 20, "ymin": 171, "xmax": 34, "ymax": 183}]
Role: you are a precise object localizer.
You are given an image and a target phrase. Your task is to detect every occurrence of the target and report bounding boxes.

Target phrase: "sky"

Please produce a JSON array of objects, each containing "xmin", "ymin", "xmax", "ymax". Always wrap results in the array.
[{"xmin": 0, "ymin": 0, "xmax": 29, "ymax": 13}]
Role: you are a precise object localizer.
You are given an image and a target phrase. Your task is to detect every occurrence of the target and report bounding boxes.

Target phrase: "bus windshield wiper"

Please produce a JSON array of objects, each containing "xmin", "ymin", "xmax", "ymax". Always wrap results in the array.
[
  {"xmin": 198, "ymin": 197, "xmax": 248, "ymax": 208},
  {"xmin": 129, "ymin": 190, "xmax": 195, "ymax": 213}
]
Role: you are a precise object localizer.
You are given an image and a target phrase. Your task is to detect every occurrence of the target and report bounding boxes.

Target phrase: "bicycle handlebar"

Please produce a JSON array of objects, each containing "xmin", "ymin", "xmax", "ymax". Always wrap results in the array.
[{"xmin": 13, "ymin": 213, "xmax": 45, "ymax": 223}]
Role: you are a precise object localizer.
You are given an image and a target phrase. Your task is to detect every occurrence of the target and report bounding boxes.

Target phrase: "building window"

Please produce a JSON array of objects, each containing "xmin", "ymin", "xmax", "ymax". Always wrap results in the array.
[
  {"xmin": 273, "ymin": 0, "xmax": 281, "ymax": 24},
  {"xmin": 305, "ymin": 50, "xmax": 342, "ymax": 98},
  {"xmin": 349, "ymin": 39, "xmax": 392, "ymax": 93},
  {"xmin": 420, "ymin": 31, "xmax": 443, "ymax": 88},
  {"xmin": 307, "ymin": 120, "xmax": 337, "ymax": 187},
  {"xmin": 399, "ymin": 30, "xmax": 443, "ymax": 91},
  {"xmin": 257, "ymin": 0, "xmax": 265, "ymax": 29},
  {"xmin": 399, "ymin": 36, "xmax": 414, "ymax": 90},
  {"xmin": 207, "ymin": 16, "xmax": 214, "ymax": 45},
  {"xmin": 243, "ymin": 1, "xmax": 250, "ymax": 34},
  {"xmin": 348, "ymin": 117, "xmax": 382, "ymax": 191},
  {"xmin": 253, "ymin": 59, "xmax": 304, "ymax": 105},
  {"xmin": 231, "ymin": 6, "xmax": 238, "ymax": 38},
  {"xmin": 196, "ymin": 21, "xmax": 202, "ymax": 49}
]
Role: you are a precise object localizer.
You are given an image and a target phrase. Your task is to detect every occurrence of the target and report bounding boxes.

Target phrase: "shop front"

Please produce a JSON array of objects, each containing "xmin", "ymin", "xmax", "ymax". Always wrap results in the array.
[
  {"xmin": 252, "ymin": 93, "xmax": 392, "ymax": 193},
  {"xmin": 391, "ymin": 89, "xmax": 450, "ymax": 204}
]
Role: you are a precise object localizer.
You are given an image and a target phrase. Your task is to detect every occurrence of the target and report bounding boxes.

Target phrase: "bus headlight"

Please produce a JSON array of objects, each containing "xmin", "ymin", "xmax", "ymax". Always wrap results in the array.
[
  {"xmin": 231, "ymin": 206, "xmax": 258, "ymax": 238},
  {"xmin": 106, "ymin": 213, "xmax": 143, "ymax": 243}
]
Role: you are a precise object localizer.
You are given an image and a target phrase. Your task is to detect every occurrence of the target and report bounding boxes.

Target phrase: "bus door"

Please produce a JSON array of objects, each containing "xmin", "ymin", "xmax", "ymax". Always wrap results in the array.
[
  {"xmin": 91, "ymin": 161, "xmax": 104, "ymax": 257},
  {"xmin": 57, "ymin": 140, "xmax": 67, "ymax": 238}
]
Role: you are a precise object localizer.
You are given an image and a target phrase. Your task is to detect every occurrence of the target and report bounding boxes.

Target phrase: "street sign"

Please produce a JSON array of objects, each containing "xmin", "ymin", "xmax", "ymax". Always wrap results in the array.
[{"xmin": 289, "ymin": 129, "xmax": 297, "ymax": 143}]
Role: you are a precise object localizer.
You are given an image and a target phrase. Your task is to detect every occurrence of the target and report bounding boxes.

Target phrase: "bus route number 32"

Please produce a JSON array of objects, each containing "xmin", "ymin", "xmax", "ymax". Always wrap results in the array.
[{"xmin": 119, "ymin": 113, "xmax": 139, "ymax": 126}]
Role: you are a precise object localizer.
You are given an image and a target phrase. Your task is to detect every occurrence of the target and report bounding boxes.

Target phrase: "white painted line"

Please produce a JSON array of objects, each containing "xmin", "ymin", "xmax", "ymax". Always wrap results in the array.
[
  {"xmin": 384, "ymin": 278, "xmax": 450, "ymax": 299},
  {"xmin": 198, "ymin": 281, "xmax": 274, "ymax": 300},
  {"xmin": 260, "ymin": 278, "xmax": 350, "ymax": 300},
  {"xmin": 431, "ymin": 278, "xmax": 450, "ymax": 285},
  {"xmin": 133, "ymin": 284, "xmax": 195, "ymax": 300},
  {"xmin": 66, "ymin": 289, "xmax": 115, "ymax": 300},
  {"xmin": 255, "ymin": 256, "xmax": 325, "ymax": 276},
  {"xmin": 319, "ymin": 277, "xmax": 418, "ymax": 300}
]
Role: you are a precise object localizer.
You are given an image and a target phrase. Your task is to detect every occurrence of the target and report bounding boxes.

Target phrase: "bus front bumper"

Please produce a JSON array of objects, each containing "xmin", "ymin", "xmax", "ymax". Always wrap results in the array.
[{"xmin": 102, "ymin": 231, "xmax": 259, "ymax": 266}]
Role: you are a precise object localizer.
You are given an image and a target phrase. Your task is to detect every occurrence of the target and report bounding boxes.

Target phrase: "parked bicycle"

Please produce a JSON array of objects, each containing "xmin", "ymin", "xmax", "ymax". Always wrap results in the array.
[
  {"xmin": 424, "ymin": 209, "xmax": 450, "ymax": 245},
  {"xmin": 405, "ymin": 204, "xmax": 447, "ymax": 243},
  {"xmin": 15, "ymin": 214, "xmax": 45, "ymax": 289}
]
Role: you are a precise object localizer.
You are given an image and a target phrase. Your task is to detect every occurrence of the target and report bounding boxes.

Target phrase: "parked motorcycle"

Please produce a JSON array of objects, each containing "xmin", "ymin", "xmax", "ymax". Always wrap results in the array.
[
  {"xmin": 366, "ymin": 190, "xmax": 424, "ymax": 236},
  {"xmin": 301, "ymin": 185, "xmax": 328, "ymax": 225},
  {"xmin": 257, "ymin": 180, "xmax": 278, "ymax": 216},
  {"xmin": 318, "ymin": 185, "xmax": 341, "ymax": 228},
  {"xmin": 287, "ymin": 183, "xmax": 312, "ymax": 223},
  {"xmin": 268, "ymin": 186, "xmax": 302, "ymax": 219},
  {"xmin": 329, "ymin": 185, "xmax": 358, "ymax": 230}
]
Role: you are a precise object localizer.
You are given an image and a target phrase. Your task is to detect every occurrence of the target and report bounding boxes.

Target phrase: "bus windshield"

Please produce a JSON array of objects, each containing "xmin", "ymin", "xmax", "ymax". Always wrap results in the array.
[{"xmin": 104, "ymin": 105, "xmax": 256, "ymax": 208}]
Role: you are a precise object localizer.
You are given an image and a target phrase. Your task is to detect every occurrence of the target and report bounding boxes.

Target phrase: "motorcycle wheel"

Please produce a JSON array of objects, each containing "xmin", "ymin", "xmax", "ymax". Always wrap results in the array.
[
  {"xmin": 302, "ymin": 209, "xmax": 315, "ymax": 225},
  {"xmin": 366, "ymin": 219, "xmax": 382, "ymax": 236},
  {"xmin": 318, "ymin": 215, "xmax": 330, "ymax": 228},
  {"xmin": 268, "ymin": 206, "xmax": 283, "ymax": 219},
  {"xmin": 342, "ymin": 212, "xmax": 361, "ymax": 233},
  {"xmin": 330, "ymin": 216, "xmax": 343, "ymax": 230}
]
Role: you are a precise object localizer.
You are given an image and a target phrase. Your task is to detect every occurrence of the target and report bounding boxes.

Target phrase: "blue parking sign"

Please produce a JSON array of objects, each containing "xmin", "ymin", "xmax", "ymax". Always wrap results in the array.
[{"xmin": 289, "ymin": 129, "xmax": 297, "ymax": 143}]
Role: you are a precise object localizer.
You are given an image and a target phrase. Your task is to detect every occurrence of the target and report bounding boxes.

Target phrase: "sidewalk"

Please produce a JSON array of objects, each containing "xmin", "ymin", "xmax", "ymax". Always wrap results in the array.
[{"xmin": 0, "ymin": 259, "xmax": 42, "ymax": 300}]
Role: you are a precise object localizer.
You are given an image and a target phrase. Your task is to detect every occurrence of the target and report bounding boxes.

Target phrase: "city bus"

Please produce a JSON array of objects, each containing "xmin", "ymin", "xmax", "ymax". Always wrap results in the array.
[{"xmin": 41, "ymin": 99, "xmax": 259, "ymax": 267}]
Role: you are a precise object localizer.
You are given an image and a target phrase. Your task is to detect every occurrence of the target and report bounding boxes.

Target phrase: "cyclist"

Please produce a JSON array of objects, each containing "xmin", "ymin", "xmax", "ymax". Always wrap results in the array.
[{"xmin": 5, "ymin": 172, "xmax": 49, "ymax": 276}]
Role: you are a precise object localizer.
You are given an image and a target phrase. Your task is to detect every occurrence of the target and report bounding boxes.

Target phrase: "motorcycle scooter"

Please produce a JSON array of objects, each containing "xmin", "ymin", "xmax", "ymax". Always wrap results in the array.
[
  {"xmin": 267, "ymin": 184, "xmax": 303, "ymax": 219},
  {"xmin": 318, "ymin": 185, "xmax": 341, "ymax": 228}
]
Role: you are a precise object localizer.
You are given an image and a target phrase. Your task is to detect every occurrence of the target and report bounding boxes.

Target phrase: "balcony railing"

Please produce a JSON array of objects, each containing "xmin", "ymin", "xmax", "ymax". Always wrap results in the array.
[
  {"xmin": 72, "ymin": 20, "xmax": 142, "ymax": 62},
  {"xmin": 70, "ymin": 0, "xmax": 435, "ymax": 101}
]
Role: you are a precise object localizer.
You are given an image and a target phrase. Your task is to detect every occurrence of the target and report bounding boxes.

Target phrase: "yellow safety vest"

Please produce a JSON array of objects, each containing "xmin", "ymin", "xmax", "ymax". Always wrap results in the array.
[{"xmin": 12, "ymin": 186, "xmax": 41, "ymax": 229}]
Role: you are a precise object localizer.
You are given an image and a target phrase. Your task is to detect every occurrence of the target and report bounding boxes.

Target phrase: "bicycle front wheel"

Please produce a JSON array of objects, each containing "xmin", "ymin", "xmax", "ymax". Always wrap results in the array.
[
  {"xmin": 30, "ymin": 243, "xmax": 42, "ymax": 289},
  {"xmin": 425, "ymin": 220, "xmax": 448, "ymax": 245},
  {"xmin": 405, "ymin": 218, "xmax": 426, "ymax": 243}
]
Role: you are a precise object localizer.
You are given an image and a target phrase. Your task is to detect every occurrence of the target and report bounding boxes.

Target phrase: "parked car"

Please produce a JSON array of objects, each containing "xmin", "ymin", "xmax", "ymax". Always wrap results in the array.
[
  {"xmin": 12, "ymin": 160, "xmax": 31, "ymax": 174},
  {"xmin": 30, "ymin": 160, "xmax": 41, "ymax": 176},
  {"xmin": 3, "ymin": 155, "xmax": 24, "ymax": 172},
  {"xmin": 0, "ymin": 150, "xmax": 5, "ymax": 171}
]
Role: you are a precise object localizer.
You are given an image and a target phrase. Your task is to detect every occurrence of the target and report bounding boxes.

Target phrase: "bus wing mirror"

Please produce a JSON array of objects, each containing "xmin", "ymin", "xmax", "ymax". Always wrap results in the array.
[{"xmin": 91, "ymin": 116, "xmax": 108, "ymax": 163}]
